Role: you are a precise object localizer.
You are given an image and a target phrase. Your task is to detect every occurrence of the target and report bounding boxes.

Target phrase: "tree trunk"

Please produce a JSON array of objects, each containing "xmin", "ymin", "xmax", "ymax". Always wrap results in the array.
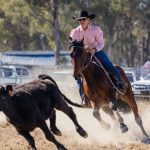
[
  {"xmin": 130, "ymin": 33, "xmax": 137, "ymax": 67},
  {"xmin": 143, "ymin": 32, "xmax": 150, "ymax": 63},
  {"xmin": 53, "ymin": 0, "xmax": 60, "ymax": 65},
  {"xmin": 107, "ymin": 30, "xmax": 114, "ymax": 60},
  {"xmin": 125, "ymin": 43, "xmax": 130, "ymax": 67}
]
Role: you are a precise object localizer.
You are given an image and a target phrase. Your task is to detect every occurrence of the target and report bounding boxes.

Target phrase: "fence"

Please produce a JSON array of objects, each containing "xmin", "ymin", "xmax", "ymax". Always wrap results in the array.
[{"xmin": 1, "ymin": 51, "xmax": 70, "ymax": 66}]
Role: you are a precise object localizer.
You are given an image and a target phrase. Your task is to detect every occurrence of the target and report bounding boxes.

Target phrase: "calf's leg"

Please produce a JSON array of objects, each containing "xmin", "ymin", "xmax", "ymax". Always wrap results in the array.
[
  {"xmin": 37, "ymin": 117, "xmax": 68, "ymax": 150},
  {"xmin": 55, "ymin": 98, "xmax": 88, "ymax": 138},
  {"xmin": 17, "ymin": 130, "xmax": 37, "ymax": 150},
  {"xmin": 49, "ymin": 109, "xmax": 62, "ymax": 136}
]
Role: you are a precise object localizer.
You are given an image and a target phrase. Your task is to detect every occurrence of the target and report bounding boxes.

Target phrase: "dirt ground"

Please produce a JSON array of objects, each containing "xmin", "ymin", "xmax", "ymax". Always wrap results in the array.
[
  {"xmin": 0, "ymin": 100, "xmax": 150, "ymax": 150},
  {"xmin": 0, "ymin": 71, "xmax": 150, "ymax": 150}
]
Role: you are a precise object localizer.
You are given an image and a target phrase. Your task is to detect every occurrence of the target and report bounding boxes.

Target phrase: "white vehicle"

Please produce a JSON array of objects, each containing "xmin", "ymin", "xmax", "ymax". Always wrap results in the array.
[
  {"xmin": 125, "ymin": 71, "xmax": 137, "ymax": 83},
  {"xmin": 0, "ymin": 65, "xmax": 32, "ymax": 85},
  {"xmin": 132, "ymin": 73, "xmax": 150, "ymax": 99}
]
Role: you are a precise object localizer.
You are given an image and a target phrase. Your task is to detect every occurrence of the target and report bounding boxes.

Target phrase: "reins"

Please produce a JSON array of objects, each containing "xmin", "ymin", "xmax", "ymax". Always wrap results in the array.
[
  {"xmin": 70, "ymin": 44, "xmax": 124, "ymax": 95},
  {"xmin": 92, "ymin": 55, "xmax": 124, "ymax": 95},
  {"xmin": 81, "ymin": 50, "xmax": 124, "ymax": 95}
]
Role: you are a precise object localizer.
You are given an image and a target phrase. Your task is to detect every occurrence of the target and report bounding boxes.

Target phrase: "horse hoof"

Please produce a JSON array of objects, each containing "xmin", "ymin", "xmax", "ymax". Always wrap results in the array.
[
  {"xmin": 141, "ymin": 137, "xmax": 150, "ymax": 144},
  {"xmin": 120, "ymin": 123, "xmax": 128, "ymax": 133},
  {"xmin": 76, "ymin": 128, "xmax": 88, "ymax": 138}
]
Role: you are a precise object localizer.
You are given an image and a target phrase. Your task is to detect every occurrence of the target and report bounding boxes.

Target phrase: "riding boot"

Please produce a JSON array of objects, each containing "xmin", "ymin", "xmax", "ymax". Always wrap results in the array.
[{"xmin": 77, "ymin": 78, "xmax": 91, "ymax": 108}]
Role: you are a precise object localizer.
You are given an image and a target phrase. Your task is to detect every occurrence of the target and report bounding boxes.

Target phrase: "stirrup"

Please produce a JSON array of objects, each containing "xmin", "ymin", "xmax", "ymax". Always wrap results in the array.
[
  {"xmin": 109, "ymin": 102, "xmax": 117, "ymax": 111},
  {"xmin": 81, "ymin": 94, "xmax": 92, "ymax": 108}
]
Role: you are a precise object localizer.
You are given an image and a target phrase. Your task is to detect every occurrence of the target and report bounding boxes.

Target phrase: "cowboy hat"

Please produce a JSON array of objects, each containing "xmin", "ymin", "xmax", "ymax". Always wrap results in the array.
[{"xmin": 72, "ymin": 10, "xmax": 96, "ymax": 20}]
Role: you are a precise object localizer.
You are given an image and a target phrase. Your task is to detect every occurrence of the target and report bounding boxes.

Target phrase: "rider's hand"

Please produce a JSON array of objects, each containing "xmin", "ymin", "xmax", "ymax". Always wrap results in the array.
[
  {"xmin": 91, "ymin": 48, "xmax": 96, "ymax": 55},
  {"xmin": 84, "ymin": 46, "xmax": 96, "ymax": 54},
  {"xmin": 84, "ymin": 45, "xmax": 96, "ymax": 55},
  {"xmin": 84, "ymin": 45, "xmax": 91, "ymax": 52}
]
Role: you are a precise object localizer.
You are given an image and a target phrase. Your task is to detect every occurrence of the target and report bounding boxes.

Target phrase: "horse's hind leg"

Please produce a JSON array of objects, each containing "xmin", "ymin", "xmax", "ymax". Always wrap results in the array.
[
  {"xmin": 93, "ymin": 104, "xmax": 110, "ymax": 130},
  {"xmin": 49, "ymin": 109, "xmax": 62, "ymax": 136},
  {"xmin": 131, "ymin": 103, "xmax": 148, "ymax": 137},
  {"xmin": 109, "ymin": 97, "xmax": 128, "ymax": 133},
  {"xmin": 122, "ymin": 93, "xmax": 149, "ymax": 141},
  {"xmin": 113, "ymin": 109, "xmax": 128, "ymax": 133}
]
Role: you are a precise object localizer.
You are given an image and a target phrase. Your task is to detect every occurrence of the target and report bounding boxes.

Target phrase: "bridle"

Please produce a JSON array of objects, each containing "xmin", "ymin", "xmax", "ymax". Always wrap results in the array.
[
  {"xmin": 70, "ymin": 45, "xmax": 94, "ymax": 73},
  {"xmin": 70, "ymin": 45, "xmax": 124, "ymax": 95}
]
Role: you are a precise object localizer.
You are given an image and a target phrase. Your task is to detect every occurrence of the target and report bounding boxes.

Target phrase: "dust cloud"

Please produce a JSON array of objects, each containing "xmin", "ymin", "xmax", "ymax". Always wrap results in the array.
[{"xmin": 0, "ymin": 68, "xmax": 150, "ymax": 150}]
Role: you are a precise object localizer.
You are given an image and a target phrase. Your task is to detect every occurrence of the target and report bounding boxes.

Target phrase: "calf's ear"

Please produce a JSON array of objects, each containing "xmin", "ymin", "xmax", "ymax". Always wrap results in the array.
[
  {"xmin": 0, "ymin": 86, "xmax": 5, "ymax": 96},
  {"xmin": 6, "ymin": 85, "xmax": 14, "ymax": 97}
]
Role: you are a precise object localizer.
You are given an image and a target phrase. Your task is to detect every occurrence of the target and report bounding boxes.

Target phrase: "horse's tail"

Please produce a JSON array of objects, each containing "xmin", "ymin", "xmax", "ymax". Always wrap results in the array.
[
  {"xmin": 38, "ymin": 74, "xmax": 84, "ymax": 108},
  {"xmin": 114, "ymin": 65, "xmax": 134, "ymax": 114},
  {"xmin": 116, "ymin": 99, "xmax": 131, "ymax": 114},
  {"xmin": 115, "ymin": 65, "xmax": 131, "ymax": 86}
]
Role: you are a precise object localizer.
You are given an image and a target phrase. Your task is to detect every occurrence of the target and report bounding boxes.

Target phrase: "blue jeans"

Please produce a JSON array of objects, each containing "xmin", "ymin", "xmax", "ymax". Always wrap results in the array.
[
  {"xmin": 76, "ymin": 50, "xmax": 122, "ymax": 98},
  {"xmin": 94, "ymin": 50, "xmax": 122, "ymax": 81},
  {"xmin": 77, "ymin": 78, "xmax": 83, "ymax": 97}
]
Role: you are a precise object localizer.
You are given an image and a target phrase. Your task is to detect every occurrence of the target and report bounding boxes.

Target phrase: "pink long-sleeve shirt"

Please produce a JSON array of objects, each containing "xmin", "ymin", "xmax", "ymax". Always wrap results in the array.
[{"xmin": 70, "ymin": 24, "xmax": 104, "ymax": 52}]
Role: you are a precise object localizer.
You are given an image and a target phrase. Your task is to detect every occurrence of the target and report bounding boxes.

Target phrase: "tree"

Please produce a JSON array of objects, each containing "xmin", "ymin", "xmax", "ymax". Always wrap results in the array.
[
  {"xmin": 53, "ymin": 0, "xmax": 60, "ymax": 65},
  {"xmin": 0, "ymin": 0, "xmax": 50, "ymax": 50},
  {"xmin": 25, "ymin": 0, "xmax": 61, "ymax": 65},
  {"xmin": 0, "ymin": 0, "xmax": 149, "ymax": 67}
]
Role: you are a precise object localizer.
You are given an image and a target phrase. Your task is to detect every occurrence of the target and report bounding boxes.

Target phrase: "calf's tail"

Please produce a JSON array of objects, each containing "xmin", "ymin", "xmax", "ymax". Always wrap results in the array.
[{"xmin": 38, "ymin": 74, "xmax": 84, "ymax": 108}]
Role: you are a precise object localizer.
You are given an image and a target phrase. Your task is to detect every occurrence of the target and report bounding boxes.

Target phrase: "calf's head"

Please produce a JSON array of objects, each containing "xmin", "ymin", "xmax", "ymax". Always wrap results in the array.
[{"xmin": 0, "ymin": 85, "xmax": 14, "ymax": 110}]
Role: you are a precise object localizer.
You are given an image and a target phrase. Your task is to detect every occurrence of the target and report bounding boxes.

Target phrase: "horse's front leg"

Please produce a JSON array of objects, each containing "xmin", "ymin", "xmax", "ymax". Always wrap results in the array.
[
  {"xmin": 93, "ymin": 104, "xmax": 110, "ymax": 130},
  {"xmin": 113, "ymin": 110, "xmax": 128, "ymax": 133},
  {"xmin": 108, "ymin": 95, "xmax": 128, "ymax": 133}
]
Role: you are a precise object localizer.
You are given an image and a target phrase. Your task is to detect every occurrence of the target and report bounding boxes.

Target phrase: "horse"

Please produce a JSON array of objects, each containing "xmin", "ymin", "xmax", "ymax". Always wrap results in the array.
[{"xmin": 69, "ymin": 38, "xmax": 150, "ymax": 143}]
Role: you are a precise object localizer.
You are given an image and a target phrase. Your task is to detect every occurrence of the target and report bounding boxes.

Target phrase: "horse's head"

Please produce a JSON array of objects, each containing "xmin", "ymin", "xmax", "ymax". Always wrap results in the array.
[{"xmin": 69, "ymin": 37, "xmax": 91, "ymax": 79}]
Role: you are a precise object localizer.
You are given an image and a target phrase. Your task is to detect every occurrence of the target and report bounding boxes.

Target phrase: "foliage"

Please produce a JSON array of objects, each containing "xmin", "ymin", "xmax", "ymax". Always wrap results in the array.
[{"xmin": 0, "ymin": 0, "xmax": 149, "ymax": 66}]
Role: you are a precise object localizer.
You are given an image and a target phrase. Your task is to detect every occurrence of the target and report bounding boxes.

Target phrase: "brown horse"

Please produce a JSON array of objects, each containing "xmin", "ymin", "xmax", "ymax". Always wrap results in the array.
[{"xmin": 69, "ymin": 39, "xmax": 150, "ymax": 143}]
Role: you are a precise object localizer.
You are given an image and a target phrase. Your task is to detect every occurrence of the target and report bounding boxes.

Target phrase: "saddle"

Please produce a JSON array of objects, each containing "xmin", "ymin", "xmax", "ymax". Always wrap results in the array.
[{"xmin": 93, "ymin": 58, "xmax": 128, "ymax": 94}]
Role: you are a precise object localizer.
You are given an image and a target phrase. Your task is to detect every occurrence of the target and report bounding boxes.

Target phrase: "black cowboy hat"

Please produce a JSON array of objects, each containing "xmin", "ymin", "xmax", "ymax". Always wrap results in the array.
[{"xmin": 72, "ymin": 10, "xmax": 96, "ymax": 20}]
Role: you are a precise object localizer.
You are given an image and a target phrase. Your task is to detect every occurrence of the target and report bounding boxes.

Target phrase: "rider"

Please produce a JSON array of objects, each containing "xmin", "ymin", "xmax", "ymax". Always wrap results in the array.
[{"xmin": 69, "ymin": 10, "xmax": 125, "ymax": 109}]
